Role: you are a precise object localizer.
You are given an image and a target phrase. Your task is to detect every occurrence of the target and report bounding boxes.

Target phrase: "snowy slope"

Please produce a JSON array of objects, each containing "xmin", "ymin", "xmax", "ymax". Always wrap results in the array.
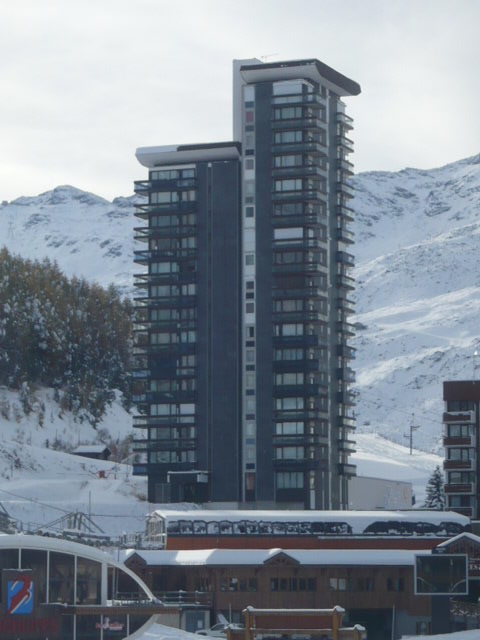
[
  {"xmin": 353, "ymin": 153, "xmax": 480, "ymax": 450},
  {"xmin": 1, "ymin": 154, "xmax": 480, "ymax": 454}
]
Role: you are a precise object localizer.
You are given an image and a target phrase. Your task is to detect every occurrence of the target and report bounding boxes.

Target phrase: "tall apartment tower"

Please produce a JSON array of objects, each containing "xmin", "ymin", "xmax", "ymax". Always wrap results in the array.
[
  {"xmin": 133, "ymin": 59, "xmax": 361, "ymax": 509},
  {"xmin": 443, "ymin": 380, "xmax": 480, "ymax": 518}
]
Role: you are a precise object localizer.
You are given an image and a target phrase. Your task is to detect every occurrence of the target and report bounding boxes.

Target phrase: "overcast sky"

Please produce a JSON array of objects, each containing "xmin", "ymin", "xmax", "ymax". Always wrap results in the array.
[{"xmin": 1, "ymin": 0, "xmax": 479, "ymax": 201}]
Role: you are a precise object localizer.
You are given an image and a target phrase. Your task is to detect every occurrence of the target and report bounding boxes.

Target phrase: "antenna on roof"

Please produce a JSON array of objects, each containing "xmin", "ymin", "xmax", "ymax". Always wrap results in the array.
[{"xmin": 260, "ymin": 53, "xmax": 278, "ymax": 62}]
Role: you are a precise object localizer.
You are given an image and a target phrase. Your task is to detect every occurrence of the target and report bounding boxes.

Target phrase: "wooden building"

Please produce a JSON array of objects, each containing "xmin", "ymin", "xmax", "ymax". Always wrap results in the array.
[{"xmin": 124, "ymin": 547, "xmax": 433, "ymax": 640}]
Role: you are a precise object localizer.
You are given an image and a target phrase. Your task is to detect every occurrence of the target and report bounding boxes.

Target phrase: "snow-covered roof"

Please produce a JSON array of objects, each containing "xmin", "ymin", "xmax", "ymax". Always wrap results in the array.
[
  {"xmin": 437, "ymin": 531, "xmax": 480, "ymax": 547},
  {"xmin": 149, "ymin": 509, "xmax": 469, "ymax": 535},
  {"xmin": 133, "ymin": 622, "xmax": 205, "ymax": 640},
  {"xmin": 72, "ymin": 444, "xmax": 110, "ymax": 454},
  {"xmin": 125, "ymin": 548, "xmax": 428, "ymax": 567}
]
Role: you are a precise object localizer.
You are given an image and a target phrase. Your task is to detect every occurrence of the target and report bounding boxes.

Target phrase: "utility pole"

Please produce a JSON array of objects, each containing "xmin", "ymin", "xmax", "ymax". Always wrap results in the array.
[{"xmin": 404, "ymin": 414, "xmax": 420, "ymax": 455}]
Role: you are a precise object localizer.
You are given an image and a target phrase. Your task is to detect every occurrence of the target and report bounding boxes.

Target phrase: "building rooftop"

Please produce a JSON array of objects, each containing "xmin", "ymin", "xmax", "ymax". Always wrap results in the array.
[
  {"xmin": 239, "ymin": 58, "xmax": 361, "ymax": 97},
  {"xmin": 136, "ymin": 142, "xmax": 241, "ymax": 168}
]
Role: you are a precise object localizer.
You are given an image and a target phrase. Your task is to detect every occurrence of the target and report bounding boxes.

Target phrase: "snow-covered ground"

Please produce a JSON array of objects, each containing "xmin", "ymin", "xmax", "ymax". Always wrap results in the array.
[{"xmin": 0, "ymin": 384, "xmax": 441, "ymax": 535}]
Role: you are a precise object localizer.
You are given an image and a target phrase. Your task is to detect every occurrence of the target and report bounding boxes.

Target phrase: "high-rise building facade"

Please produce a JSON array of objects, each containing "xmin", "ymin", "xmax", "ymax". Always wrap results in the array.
[
  {"xmin": 133, "ymin": 59, "xmax": 361, "ymax": 509},
  {"xmin": 443, "ymin": 380, "xmax": 480, "ymax": 518}
]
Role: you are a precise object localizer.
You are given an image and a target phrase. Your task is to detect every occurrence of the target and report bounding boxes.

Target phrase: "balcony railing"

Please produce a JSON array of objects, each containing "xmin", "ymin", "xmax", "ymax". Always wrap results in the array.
[
  {"xmin": 336, "ymin": 226, "xmax": 355, "ymax": 244},
  {"xmin": 443, "ymin": 411, "xmax": 475, "ymax": 423},
  {"xmin": 271, "ymin": 141, "xmax": 327, "ymax": 155},
  {"xmin": 443, "ymin": 436, "xmax": 473, "ymax": 446},
  {"xmin": 444, "ymin": 483, "xmax": 474, "ymax": 494},
  {"xmin": 338, "ymin": 462, "xmax": 356, "ymax": 476},
  {"xmin": 271, "ymin": 165, "xmax": 327, "ymax": 179},
  {"xmin": 336, "ymin": 134, "xmax": 354, "ymax": 152},
  {"xmin": 444, "ymin": 459, "xmax": 475, "ymax": 470},
  {"xmin": 336, "ymin": 112, "xmax": 354, "ymax": 128}
]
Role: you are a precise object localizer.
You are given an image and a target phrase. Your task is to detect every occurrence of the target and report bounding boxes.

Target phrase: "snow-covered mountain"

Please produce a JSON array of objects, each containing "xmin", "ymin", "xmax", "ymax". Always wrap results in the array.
[
  {"xmin": 0, "ymin": 186, "xmax": 137, "ymax": 295},
  {"xmin": 1, "ymin": 152, "xmax": 479, "ymax": 452},
  {"xmin": 353, "ymin": 153, "xmax": 480, "ymax": 450}
]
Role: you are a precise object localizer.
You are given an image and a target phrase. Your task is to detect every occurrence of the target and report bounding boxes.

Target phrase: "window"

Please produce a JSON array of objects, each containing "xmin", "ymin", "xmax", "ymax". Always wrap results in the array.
[
  {"xmin": 275, "ymin": 422, "xmax": 305, "ymax": 435},
  {"xmin": 449, "ymin": 495, "xmax": 474, "ymax": 507},
  {"xmin": 274, "ymin": 154, "xmax": 303, "ymax": 168},
  {"xmin": 275, "ymin": 372, "xmax": 304, "ymax": 385},
  {"xmin": 446, "ymin": 400, "xmax": 476, "ymax": 412},
  {"xmin": 275, "ymin": 446, "xmax": 305, "ymax": 460},
  {"xmin": 448, "ymin": 471, "xmax": 475, "ymax": 484},
  {"xmin": 150, "ymin": 332, "xmax": 177, "ymax": 345},
  {"xmin": 448, "ymin": 448, "xmax": 474, "ymax": 460},
  {"xmin": 274, "ymin": 106, "xmax": 303, "ymax": 120},
  {"xmin": 181, "ymin": 283, "xmax": 196, "ymax": 295},
  {"xmin": 274, "ymin": 299, "xmax": 303, "ymax": 312},
  {"xmin": 447, "ymin": 423, "xmax": 474, "ymax": 437},
  {"xmin": 150, "ymin": 168, "xmax": 195, "ymax": 181},
  {"xmin": 276, "ymin": 471, "xmax": 304, "ymax": 489},
  {"xmin": 357, "ymin": 577, "xmax": 375, "ymax": 592},
  {"xmin": 245, "ymin": 254, "xmax": 255, "ymax": 266},
  {"xmin": 274, "ymin": 348, "xmax": 304, "ymax": 361},
  {"xmin": 387, "ymin": 577, "xmax": 404, "ymax": 592},
  {"xmin": 274, "ymin": 179, "xmax": 302, "ymax": 192},
  {"xmin": 274, "ymin": 130, "xmax": 303, "ymax": 144},
  {"xmin": 329, "ymin": 577, "xmax": 348, "ymax": 591},
  {"xmin": 275, "ymin": 397, "xmax": 304, "ymax": 411},
  {"xmin": 274, "ymin": 323, "xmax": 303, "ymax": 336},
  {"xmin": 150, "ymin": 262, "xmax": 178, "ymax": 273},
  {"xmin": 246, "ymin": 302, "xmax": 255, "ymax": 313},
  {"xmin": 274, "ymin": 227, "xmax": 303, "ymax": 241},
  {"xmin": 180, "ymin": 330, "xmax": 196, "ymax": 343}
]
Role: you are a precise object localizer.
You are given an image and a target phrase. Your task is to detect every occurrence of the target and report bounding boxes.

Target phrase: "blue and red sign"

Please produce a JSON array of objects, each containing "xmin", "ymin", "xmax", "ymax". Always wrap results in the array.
[{"xmin": 7, "ymin": 577, "xmax": 34, "ymax": 615}]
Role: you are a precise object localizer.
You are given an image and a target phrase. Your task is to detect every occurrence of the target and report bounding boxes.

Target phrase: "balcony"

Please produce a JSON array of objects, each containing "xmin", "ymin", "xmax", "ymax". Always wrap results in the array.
[
  {"xmin": 337, "ymin": 320, "xmax": 355, "ymax": 336},
  {"xmin": 338, "ymin": 439, "xmax": 356, "ymax": 453},
  {"xmin": 337, "ymin": 344, "xmax": 356, "ymax": 359},
  {"xmin": 337, "ymin": 158, "xmax": 354, "ymax": 174},
  {"xmin": 337, "ymin": 251, "xmax": 355, "ymax": 267},
  {"xmin": 336, "ymin": 180, "xmax": 355, "ymax": 199},
  {"xmin": 272, "ymin": 141, "xmax": 327, "ymax": 155},
  {"xmin": 134, "ymin": 180, "xmax": 150, "ymax": 196},
  {"xmin": 338, "ymin": 462, "xmax": 356, "ymax": 476},
  {"xmin": 273, "ymin": 262, "xmax": 325, "ymax": 276},
  {"xmin": 443, "ymin": 436, "xmax": 473, "ymax": 446},
  {"xmin": 271, "ymin": 165, "xmax": 327, "ymax": 179},
  {"xmin": 444, "ymin": 483, "xmax": 474, "ymax": 494},
  {"xmin": 337, "ymin": 297, "xmax": 355, "ymax": 314},
  {"xmin": 443, "ymin": 411, "xmax": 475, "ymax": 423},
  {"xmin": 444, "ymin": 459, "xmax": 475, "ymax": 470},
  {"xmin": 337, "ymin": 367, "xmax": 355, "ymax": 382},
  {"xmin": 337, "ymin": 203, "xmax": 354, "ymax": 221},
  {"xmin": 337, "ymin": 273, "xmax": 355, "ymax": 290},
  {"xmin": 272, "ymin": 188, "xmax": 326, "ymax": 202},
  {"xmin": 336, "ymin": 226, "xmax": 355, "ymax": 244},
  {"xmin": 271, "ymin": 117, "xmax": 327, "ymax": 132},
  {"xmin": 337, "ymin": 414, "xmax": 355, "ymax": 428},
  {"xmin": 272, "ymin": 93, "xmax": 324, "ymax": 107},
  {"xmin": 337, "ymin": 390, "xmax": 355, "ymax": 406},
  {"xmin": 336, "ymin": 112, "xmax": 354, "ymax": 129},
  {"xmin": 336, "ymin": 134, "xmax": 354, "ymax": 153}
]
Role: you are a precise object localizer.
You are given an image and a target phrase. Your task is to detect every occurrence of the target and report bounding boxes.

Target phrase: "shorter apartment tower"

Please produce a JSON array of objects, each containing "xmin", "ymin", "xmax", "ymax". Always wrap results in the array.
[{"xmin": 443, "ymin": 380, "xmax": 480, "ymax": 518}]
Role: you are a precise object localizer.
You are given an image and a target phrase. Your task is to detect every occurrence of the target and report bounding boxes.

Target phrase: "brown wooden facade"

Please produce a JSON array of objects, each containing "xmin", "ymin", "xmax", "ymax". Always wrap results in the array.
[{"xmin": 125, "ymin": 550, "xmax": 431, "ymax": 640}]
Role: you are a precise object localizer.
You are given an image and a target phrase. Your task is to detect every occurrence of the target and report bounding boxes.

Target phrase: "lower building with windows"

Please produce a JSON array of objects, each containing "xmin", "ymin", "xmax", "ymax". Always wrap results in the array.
[
  {"xmin": 443, "ymin": 380, "xmax": 480, "ymax": 518},
  {"xmin": 124, "ymin": 547, "xmax": 433, "ymax": 640}
]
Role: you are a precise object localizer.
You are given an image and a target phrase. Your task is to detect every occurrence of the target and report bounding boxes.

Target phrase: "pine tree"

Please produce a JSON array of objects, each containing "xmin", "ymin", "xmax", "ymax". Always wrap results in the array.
[{"xmin": 423, "ymin": 465, "xmax": 446, "ymax": 510}]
